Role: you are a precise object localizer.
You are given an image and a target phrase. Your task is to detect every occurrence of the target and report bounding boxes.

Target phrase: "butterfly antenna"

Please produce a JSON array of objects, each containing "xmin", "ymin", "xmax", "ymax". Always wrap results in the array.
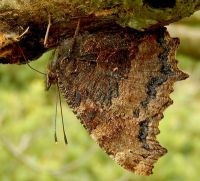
[
  {"xmin": 26, "ymin": 61, "xmax": 46, "ymax": 75},
  {"xmin": 18, "ymin": 44, "xmax": 46, "ymax": 75},
  {"xmin": 57, "ymin": 82, "xmax": 68, "ymax": 145},
  {"xmin": 16, "ymin": 26, "xmax": 46, "ymax": 75},
  {"xmin": 54, "ymin": 86, "xmax": 59, "ymax": 143}
]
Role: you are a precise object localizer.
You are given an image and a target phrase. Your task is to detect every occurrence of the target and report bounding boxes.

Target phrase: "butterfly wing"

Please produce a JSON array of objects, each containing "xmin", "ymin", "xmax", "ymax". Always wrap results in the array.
[{"xmin": 56, "ymin": 27, "xmax": 188, "ymax": 175}]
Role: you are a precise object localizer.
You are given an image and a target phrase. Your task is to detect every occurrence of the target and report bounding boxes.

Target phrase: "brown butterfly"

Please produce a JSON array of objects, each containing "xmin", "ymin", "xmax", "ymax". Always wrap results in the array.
[{"xmin": 46, "ymin": 24, "xmax": 188, "ymax": 175}]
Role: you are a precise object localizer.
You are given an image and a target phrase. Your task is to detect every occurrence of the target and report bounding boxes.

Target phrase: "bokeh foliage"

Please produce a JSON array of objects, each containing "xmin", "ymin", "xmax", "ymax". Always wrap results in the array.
[{"xmin": 0, "ymin": 38, "xmax": 200, "ymax": 181}]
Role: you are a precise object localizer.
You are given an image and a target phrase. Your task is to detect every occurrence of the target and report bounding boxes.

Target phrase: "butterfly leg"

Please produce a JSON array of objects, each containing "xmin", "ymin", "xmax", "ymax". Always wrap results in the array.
[
  {"xmin": 44, "ymin": 14, "xmax": 52, "ymax": 48},
  {"xmin": 69, "ymin": 19, "xmax": 81, "ymax": 56}
]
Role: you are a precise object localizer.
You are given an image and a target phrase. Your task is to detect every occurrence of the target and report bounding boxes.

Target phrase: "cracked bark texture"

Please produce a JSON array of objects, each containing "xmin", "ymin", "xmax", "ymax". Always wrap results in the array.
[{"xmin": 0, "ymin": 0, "xmax": 200, "ymax": 63}]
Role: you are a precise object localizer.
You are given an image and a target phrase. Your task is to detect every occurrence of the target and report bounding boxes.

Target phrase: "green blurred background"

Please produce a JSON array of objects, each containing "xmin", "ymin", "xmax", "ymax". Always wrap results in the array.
[{"xmin": 0, "ymin": 12, "xmax": 200, "ymax": 181}]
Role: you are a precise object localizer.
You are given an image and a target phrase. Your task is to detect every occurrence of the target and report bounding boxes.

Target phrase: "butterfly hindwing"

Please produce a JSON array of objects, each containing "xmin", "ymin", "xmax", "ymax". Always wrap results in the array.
[{"xmin": 53, "ymin": 27, "xmax": 188, "ymax": 175}]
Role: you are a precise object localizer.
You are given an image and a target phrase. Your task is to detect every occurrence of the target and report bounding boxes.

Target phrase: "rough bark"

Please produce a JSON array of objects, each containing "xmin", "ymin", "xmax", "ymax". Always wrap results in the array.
[
  {"xmin": 177, "ymin": 10, "xmax": 200, "ymax": 25},
  {"xmin": 0, "ymin": 0, "xmax": 200, "ymax": 64}
]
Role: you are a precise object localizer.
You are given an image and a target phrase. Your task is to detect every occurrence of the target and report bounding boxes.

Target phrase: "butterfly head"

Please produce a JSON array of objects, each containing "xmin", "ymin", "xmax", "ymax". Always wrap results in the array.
[
  {"xmin": 46, "ymin": 59, "xmax": 58, "ymax": 90},
  {"xmin": 45, "ymin": 48, "xmax": 60, "ymax": 90}
]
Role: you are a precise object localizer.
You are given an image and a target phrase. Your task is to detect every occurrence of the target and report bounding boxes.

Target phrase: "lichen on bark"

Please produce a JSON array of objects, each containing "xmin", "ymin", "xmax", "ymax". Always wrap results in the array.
[
  {"xmin": 0, "ymin": 0, "xmax": 200, "ymax": 62},
  {"xmin": 0, "ymin": 0, "xmax": 200, "ymax": 30}
]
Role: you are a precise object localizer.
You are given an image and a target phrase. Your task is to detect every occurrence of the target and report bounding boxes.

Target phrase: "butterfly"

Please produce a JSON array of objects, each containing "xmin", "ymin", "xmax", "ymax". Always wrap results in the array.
[{"xmin": 46, "ymin": 24, "xmax": 188, "ymax": 175}]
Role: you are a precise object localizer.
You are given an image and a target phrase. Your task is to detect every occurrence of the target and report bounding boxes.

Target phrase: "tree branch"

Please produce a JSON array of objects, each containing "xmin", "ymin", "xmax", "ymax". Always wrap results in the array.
[{"xmin": 0, "ymin": 0, "xmax": 200, "ymax": 64}]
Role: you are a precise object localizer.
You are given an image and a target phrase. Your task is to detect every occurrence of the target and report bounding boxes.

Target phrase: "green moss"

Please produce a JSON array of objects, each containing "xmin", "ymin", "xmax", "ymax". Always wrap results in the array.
[
  {"xmin": 117, "ymin": 0, "xmax": 200, "ymax": 30},
  {"xmin": 0, "ymin": 0, "xmax": 200, "ymax": 30}
]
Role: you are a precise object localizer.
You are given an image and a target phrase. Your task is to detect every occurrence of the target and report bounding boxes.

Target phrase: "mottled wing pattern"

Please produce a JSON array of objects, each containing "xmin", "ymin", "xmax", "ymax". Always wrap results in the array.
[{"xmin": 54, "ymin": 27, "xmax": 188, "ymax": 175}]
